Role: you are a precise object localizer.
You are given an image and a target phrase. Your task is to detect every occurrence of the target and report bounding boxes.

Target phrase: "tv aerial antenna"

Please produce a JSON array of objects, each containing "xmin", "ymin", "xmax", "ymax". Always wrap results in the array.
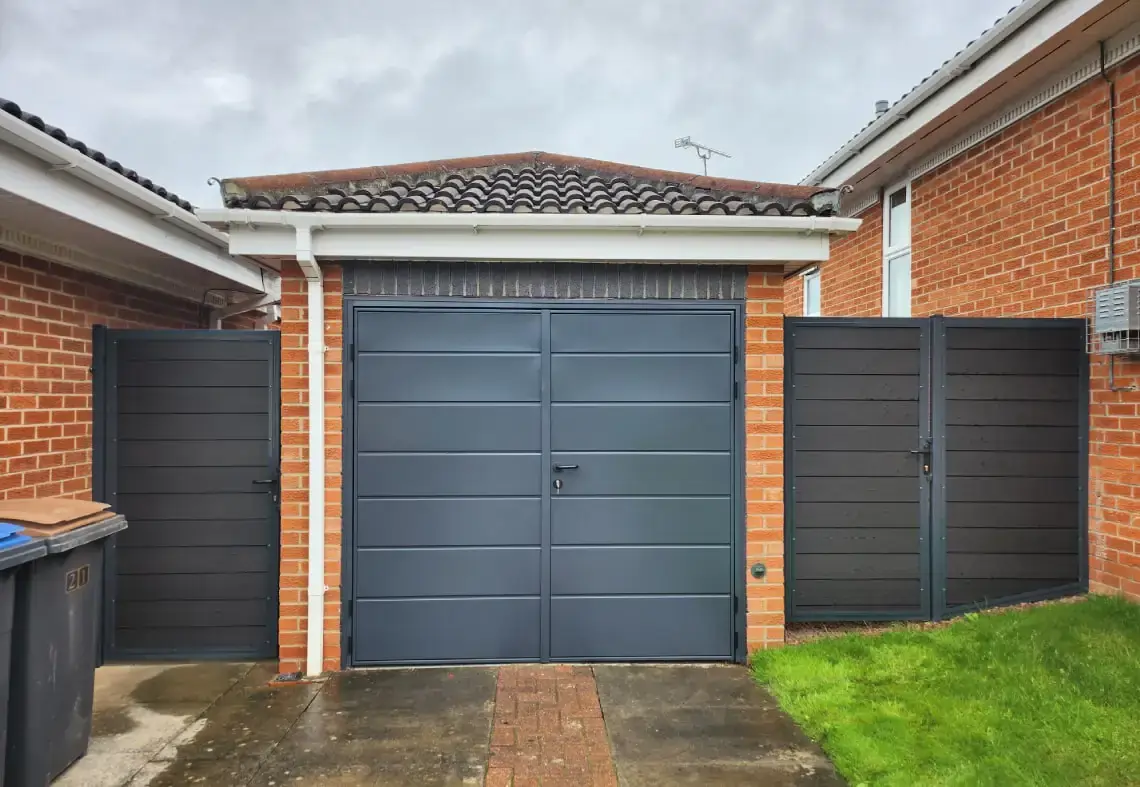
[{"xmin": 674, "ymin": 136, "xmax": 731, "ymax": 176}]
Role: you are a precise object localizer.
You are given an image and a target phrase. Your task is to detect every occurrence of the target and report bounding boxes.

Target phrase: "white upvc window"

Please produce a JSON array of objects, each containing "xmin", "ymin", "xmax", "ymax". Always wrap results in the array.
[
  {"xmin": 803, "ymin": 268, "xmax": 821, "ymax": 317},
  {"xmin": 882, "ymin": 181, "xmax": 911, "ymax": 317}
]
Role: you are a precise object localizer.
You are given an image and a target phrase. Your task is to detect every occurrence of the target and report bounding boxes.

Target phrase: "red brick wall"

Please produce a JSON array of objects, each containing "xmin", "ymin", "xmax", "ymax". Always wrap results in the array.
[
  {"xmin": 784, "ymin": 272, "xmax": 804, "ymax": 317},
  {"xmin": 278, "ymin": 262, "xmax": 343, "ymax": 674},
  {"xmin": 745, "ymin": 268, "xmax": 786, "ymax": 649},
  {"xmin": 821, "ymin": 204, "xmax": 883, "ymax": 317},
  {"xmin": 0, "ymin": 249, "xmax": 204, "ymax": 500},
  {"xmin": 814, "ymin": 59, "xmax": 1140, "ymax": 601}
]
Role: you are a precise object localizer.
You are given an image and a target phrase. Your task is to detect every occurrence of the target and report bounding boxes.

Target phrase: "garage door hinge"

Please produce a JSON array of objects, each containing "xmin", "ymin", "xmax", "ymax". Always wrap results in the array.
[
  {"xmin": 349, "ymin": 378, "xmax": 355, "ymax": 400},
  {"xmin": 734, "ymin": 345, "xmax": 739, "ymax": 363},
  {"xmin": 734, "ymin": 631, "xmax": 739, "ymax": 650},
  {"xmin": 733, "ymin": 596, "xmax": 739, "ymax": 614},
  {"xmin": 733, "ymin": 381, "xmax": 739, "ymax": 400}
]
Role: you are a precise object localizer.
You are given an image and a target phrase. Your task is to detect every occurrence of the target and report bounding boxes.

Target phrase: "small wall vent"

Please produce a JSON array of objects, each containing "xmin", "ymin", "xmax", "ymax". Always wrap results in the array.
[{"xmin": 1089, "ymin": 280, "xmax": 1140, "ymax": 355}]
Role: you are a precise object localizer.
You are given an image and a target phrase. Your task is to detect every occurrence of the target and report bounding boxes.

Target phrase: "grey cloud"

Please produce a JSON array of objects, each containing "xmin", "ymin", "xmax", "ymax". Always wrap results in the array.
[{"xmin": 0, "ymin": 0, "xmax": 1016, "ymax": 206}]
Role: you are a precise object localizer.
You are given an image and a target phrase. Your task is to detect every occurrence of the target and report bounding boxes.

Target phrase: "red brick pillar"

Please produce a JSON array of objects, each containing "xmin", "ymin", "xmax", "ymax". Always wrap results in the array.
[{"xmin": 744, "ymin": 267, "xmax": 785, "ymax": 651}]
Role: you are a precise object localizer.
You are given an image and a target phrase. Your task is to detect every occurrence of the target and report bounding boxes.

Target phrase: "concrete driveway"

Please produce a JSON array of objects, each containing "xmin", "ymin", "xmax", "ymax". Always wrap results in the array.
[{"xmin": 61, "ymin": 662, "xmax": 841, "ymax": 786}]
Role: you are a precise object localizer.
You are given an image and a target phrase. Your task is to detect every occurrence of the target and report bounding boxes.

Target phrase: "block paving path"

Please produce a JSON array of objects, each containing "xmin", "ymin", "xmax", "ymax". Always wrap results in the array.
[{"xmin": 486, "ymin": 665, "xmax": 618, "ymax": 787}]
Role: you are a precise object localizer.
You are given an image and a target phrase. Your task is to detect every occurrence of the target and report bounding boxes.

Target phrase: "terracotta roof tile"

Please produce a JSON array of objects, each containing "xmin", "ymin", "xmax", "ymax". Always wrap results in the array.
[{"xmin": 221, "ymin": 152, "xmax": 840, "ymax": 216}]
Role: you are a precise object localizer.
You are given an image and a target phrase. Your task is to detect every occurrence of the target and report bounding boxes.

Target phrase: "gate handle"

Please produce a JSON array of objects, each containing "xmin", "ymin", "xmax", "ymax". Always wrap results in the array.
[
  {"xmin": 553, "ymin": 464, "xmax": 579, "ymax": 472},
  {"xmin": 910, "ymin": 440, "xmax": 933, "ymax": 475}
]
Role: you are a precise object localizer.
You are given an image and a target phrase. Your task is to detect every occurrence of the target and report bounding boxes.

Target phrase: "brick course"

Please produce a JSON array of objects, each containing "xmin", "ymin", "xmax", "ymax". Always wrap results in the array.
[
  {"xmin": 796, "ymin": 58, "xmax": 1140, "ymax": 603},
  {"xmin": 0, "ymin": 248, "xmax": 204, "ymax": 500}
]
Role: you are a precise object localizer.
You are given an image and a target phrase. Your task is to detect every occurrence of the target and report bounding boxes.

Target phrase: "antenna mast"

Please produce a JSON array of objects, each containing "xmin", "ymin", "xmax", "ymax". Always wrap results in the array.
[{"xmin": 674, "ymin": 136, "xmax": 731, "ymax": 176}]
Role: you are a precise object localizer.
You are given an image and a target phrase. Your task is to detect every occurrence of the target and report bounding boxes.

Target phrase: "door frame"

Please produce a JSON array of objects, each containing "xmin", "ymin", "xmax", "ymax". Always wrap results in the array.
[
  {"xmin": 92, "ymin": 327, "xmax": 282, "ymax": 662},
  {"xmin": 342, "ymin": 297, "xmax": 747, "ymax": 667}
]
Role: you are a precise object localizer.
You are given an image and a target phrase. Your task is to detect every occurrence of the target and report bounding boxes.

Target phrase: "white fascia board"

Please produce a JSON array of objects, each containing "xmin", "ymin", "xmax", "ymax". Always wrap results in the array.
[
  {"xmin": 807, "ymin": 0, "xmax": 1097, "ymax": 186},
  {"xmin": 199, "ymin": 210, "xmax": 861, "ymax": 263},
  {"xmin": 0, "ymin": 115, "xmax": 275, "ymax": 294}
]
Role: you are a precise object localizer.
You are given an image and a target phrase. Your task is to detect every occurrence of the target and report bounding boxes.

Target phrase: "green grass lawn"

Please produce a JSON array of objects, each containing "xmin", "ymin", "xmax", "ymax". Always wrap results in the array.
[{"xmin": 753, "ymin": 596, "xmax": 1140, "ymax": 787}]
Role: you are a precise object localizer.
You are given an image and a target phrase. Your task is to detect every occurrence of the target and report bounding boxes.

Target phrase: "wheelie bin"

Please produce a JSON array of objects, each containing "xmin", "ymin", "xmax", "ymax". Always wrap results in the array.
[
  {"xmin": 5, "ymin": 514, "xmax": 126, "ymax": 786},
  {"xmin": 0, "ymin": 524, "xmax": 45, "ymax": 782}
]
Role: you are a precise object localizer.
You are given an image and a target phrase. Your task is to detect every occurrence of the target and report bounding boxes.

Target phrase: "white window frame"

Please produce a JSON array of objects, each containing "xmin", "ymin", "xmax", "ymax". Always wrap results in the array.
[
  {"xmin": 882, "ymin": 180, "xmax": 912, "ymax": 317},
  {"xmin": 802, "ymin": 267, "xmax": 821, "ymax": 317}
]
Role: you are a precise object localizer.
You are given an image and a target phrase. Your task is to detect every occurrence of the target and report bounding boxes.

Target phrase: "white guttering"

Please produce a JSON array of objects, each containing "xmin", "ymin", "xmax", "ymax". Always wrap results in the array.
[
  {"xmin": 802, "ymin": 0, "xmax": 1060, "ymax": 185},
  {"xmin": 295, "ymin": 225, "xmax": 325, "ymax": 678},
  {"xmin": 0, "ymin": 108, "xmax": 275, "ymax": 293},
  {"xmin": 197, "ymin": 210, "xmax": 862, "ymax": 264}
]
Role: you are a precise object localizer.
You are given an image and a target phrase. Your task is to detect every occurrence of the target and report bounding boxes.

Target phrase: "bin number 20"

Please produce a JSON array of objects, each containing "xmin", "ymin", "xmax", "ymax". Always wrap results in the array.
[{"xmin": 66, "ymin": 565, "xmax": 90, "ymax": 594}]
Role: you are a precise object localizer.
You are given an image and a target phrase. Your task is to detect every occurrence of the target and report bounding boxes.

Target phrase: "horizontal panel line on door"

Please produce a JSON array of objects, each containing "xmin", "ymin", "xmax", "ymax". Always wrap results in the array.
[
  {"xmin": 118, "ymin": 439, "xmax": 272, "ymax": 444},
  {"xmin": 550, "ymin": 542, "xmax": 730, "ymax": 548},
  {"xmin": 357, "ymin": 451, "xmax": 542, "ymax": 457},
  {"xmin": 359, "ymin": 545, "xmax": 541, "ymax": 552},
  {"xmin": 550, "ymin": 450, "xmax": 731, "ymax": 456},
  {"xmin": 551, "ymin": 402, "xmax": 730, "ymax": 408},
  {"xmin": 115, "ymin": 570, "xmax": 273, "ymax": 576},
  {"xmin": 354, "ymin": 594, "xmax": 542, "ymax": 601},
  {"xmin": 550, "ymin": 593, "xmax": 733, "ymax": 599},
  {"xmin": 551, "ymin": 544, "xmax": 730, "ymax": 551},
  {"xmin": 357, "ymin": 495, "xmax": 542, "ymax": 501},
  {"xmin": 357, "ymin": 351, "xmax": 541, "ymax": 357},
  {"xmin": 358, "ymin": 402, "xmax": 542, "ymax": 407},
  {"xmin": 553, "ymin": 494, "xmax": 732, "ymax": 500},
  {"xmin": 551, "ymin": 352, "xmax": 731, "ymax": 357}
]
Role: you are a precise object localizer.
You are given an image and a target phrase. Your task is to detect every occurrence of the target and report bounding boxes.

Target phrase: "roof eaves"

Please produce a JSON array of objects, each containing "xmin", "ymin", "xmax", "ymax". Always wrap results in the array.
[
  {"xmin": 0, "ymin": 97, "xmax": 195, "ymax": 212},
  {"xmin": 801, "ymin": 0, "xmax": 1055, "ymax": 185}
]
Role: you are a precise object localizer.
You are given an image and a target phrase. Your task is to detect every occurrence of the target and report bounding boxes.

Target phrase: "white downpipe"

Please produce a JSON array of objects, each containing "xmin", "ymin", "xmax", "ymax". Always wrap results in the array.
[{"xmin": 297, "ymin": 226, "xmax": 325, "ymax": 677}]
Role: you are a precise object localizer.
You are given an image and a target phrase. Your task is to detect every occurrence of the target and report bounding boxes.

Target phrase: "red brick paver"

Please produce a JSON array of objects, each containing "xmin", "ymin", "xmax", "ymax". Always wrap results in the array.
[{"xmin": 486, "ymin": 665, "xmax": 617, "ymax": 787}]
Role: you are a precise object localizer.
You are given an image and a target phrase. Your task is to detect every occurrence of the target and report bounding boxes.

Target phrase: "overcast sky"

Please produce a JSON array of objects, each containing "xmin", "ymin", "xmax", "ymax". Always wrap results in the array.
[{"xmin": 1, "ymin": 0, "xmax": 1017, "ymax": 207}]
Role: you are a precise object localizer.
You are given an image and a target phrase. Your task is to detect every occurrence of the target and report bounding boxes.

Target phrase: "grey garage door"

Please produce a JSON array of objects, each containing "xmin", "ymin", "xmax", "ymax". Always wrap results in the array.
[
  {"xmin": 96, "ymin": 330, "xmax": 280, "ymax": 661},
  {"xmin": 349, "ymin": 306, "xmax": 739, "ymax": 665}
]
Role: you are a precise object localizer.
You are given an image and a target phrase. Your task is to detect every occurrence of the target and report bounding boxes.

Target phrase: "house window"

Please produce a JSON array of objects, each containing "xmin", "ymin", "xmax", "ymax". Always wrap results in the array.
[
  {"xmin": 803, "ymin": 269, "xmax": 821, "ymax": 317},
  {"xmin": 883, "ymin": 183, "xmax": 911, "ymax": 317}
]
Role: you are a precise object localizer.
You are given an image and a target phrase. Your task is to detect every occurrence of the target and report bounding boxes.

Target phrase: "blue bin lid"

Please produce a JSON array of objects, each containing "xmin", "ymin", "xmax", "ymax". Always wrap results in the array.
[
  {"xmin": 0, "ymin": 523, "xmax": 45, "ymax": 572},
  {"xmin": 0, "ymin": 523, "xmax": 31, "ymax": 549}
]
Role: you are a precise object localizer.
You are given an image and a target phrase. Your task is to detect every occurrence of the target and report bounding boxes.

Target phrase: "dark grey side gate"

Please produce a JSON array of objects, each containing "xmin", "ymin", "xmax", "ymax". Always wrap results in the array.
[
  {"xmin": 94, "ymin": 329, "xmax": 280, "ymax": 660},
  {"xmin": 786, "ymin": 317, "xmax": 1086, "ymax": 623},
  {"xmin": 347, "ymin": 301, "xmax": 741, "ymax": 666}
]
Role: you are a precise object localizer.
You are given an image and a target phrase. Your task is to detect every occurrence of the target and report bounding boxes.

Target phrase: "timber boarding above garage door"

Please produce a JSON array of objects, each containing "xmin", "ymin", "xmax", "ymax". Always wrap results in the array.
[
  {"xmin": 786, "ymin": 317, "xmax": 1086, "ymax": 623},
  {"xmin": 346, "ymin": 302, "xmax": 742, "ymax": 666},
  {"xmin": 95, "ymin": 329, "xmax": 280, "ymax": 661}
]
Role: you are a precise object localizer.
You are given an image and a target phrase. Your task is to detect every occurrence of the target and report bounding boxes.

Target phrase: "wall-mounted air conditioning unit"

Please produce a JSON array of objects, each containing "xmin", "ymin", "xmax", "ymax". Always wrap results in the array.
[{"xmin": 1089, "ymin": 281, "xmax": 1140, "ymax": 355}]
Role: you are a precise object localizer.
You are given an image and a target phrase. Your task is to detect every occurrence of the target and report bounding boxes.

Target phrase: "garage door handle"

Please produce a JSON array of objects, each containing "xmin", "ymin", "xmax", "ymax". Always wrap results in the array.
[
  {"xmin": 552, "ymin": 464, "xmax": 579, "ymax": 472},
  {"xmin": 252, "ymin": 479, "xmax": 278, "ymax": 485}
]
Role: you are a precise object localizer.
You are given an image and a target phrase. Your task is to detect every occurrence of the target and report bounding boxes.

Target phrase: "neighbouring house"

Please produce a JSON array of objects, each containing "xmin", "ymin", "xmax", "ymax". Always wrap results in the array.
[
  {"xmin": 786, "ymin": 0, "xmax": 1140, "ymax": 605},
  {"xmin": 199, "ymin": 153, "xmax": 860, "ymax": 675},
  {"xmin": 0, "ymin": 99, "xmax": 281, "ymax": 657}
]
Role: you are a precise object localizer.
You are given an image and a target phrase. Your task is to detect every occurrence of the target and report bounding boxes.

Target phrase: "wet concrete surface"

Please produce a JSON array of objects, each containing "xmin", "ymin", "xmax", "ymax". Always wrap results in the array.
[
  {"xmin": 56, "ymin": 663, "xmax": 496, "ymax": 786},
  {"xmin": 594, "ymin": 664, "xmax": 844, "ymax": 786},
  {"xmin": 56, "ymin": 661, "xmax": 839, "ymax": 786}
]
